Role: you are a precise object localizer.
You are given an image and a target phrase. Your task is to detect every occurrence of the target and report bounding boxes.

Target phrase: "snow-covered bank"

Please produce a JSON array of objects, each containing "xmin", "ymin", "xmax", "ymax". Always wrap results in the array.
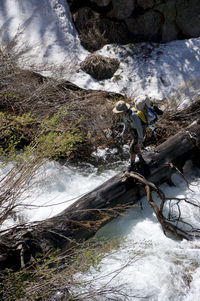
[
  {"xmin": 0, "ymin": 0, "xmax": 88, "ymax": 71},
  {"xmin": 0, "ymin": 0, "xmax": 200, "ymax": 108},
  {"xmin": 85, "ymin": 39, "xmax": 200, "ymax": 108}
]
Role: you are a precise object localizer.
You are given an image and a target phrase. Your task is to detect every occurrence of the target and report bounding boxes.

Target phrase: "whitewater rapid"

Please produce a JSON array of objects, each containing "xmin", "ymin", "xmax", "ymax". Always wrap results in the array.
[
  {"xmin": 2, "ymin": 158, "xmax": 200, "ymax": 300},
  {"xmin": 0, "ymin": 1, "xmax": 200, "ymax": 299},
  {"xmin": 73, "ymin": 163, "xmax": 200, "ymax": 301}
]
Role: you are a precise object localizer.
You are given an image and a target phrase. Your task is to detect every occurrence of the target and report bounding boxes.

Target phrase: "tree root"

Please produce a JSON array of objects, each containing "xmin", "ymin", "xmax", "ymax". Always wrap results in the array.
[{"xmin": 122, "ymin": 171, "xmax": 200, "ymax": 241}]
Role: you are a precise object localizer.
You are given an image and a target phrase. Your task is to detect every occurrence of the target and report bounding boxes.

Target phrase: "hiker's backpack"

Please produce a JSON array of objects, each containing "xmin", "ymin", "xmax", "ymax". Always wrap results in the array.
[
  {"xmin": 132, "ymin": 106, "xmax": 147, "ymax": 124},
  {"xmin": 132, "ymin": 105, "xmax": 157, "ymax": 130},
  {"xmin": 145, "ymin": 105, "xmax": 158, "ymax": 124}
]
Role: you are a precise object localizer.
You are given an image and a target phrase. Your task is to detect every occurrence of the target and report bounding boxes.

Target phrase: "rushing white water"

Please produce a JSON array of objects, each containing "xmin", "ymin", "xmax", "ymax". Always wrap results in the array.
[
  {"xmin": 71, "ymin": 162, "xmax": 200, "ymax": 301},
  {"xmin": 2, "ymin": 158, "xmax": 200, "ymax": 300},
  {"xmin": 0, "ymin": 1, "xmax": 200, "ymax": 299},
  {"xmin": 0, "ymin": 160, "xmax": 120, "ymax": 228}
]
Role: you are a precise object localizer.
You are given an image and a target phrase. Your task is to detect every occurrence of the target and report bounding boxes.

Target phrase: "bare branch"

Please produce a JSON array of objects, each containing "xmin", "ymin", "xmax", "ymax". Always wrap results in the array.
[{"xmin": 123, "ymin": 171, "xmax": 200, "ymax": 241}]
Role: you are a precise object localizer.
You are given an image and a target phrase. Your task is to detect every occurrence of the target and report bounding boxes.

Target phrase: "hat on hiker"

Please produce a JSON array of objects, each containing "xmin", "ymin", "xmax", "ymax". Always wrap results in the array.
[{"xmin": 113, "ymin": 101, "xmax": 130, "ymax": 114}]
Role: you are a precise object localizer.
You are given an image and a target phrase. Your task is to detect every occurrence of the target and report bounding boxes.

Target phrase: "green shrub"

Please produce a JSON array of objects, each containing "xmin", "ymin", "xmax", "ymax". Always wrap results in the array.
[
  {"xmin": 0, "ymin": 110, "xmax": 82, "ymax": 163},
  {"xmin": 0, "ymin": 238, "xmax": 119, "ymax": 301}
]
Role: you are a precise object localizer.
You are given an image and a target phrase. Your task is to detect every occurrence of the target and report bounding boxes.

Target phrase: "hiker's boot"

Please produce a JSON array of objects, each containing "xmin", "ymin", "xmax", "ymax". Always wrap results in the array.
[
  {"xmin": 138, "ymin": 154, "xmax": 145, "ymax": 164},
  {"xmin": 128, "ymin": 162, "xmax": 137, "ymax": 172},
  {"xmin": 137, "ymin": 155, "xmax": 151, "ymax": 177}
]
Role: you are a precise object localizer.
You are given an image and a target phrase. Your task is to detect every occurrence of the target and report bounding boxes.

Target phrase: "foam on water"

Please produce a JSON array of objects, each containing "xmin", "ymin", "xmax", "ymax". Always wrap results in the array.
[
  {"xmin": 73, "ymin": 164, "xmax": 200, "ymax": 300},
  {"xmin": 1, "ymin": 159, "xmax": 200, "ymax": 300},
  {"xmin": 1, "ymin": 161, "xmax": 118, "ymax": 227}
]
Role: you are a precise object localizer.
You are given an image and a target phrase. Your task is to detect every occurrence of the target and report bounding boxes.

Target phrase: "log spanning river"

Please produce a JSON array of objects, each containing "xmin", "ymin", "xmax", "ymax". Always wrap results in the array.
[{"xmin": 1, "ymin": 156, "xmax": 200, "ymax": 300}]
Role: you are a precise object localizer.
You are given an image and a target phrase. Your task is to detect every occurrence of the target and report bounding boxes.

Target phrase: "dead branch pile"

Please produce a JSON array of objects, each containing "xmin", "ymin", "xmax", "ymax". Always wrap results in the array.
[{"xmin": 80, "ymin": 54, "xmax": 120, "ymax": 80}]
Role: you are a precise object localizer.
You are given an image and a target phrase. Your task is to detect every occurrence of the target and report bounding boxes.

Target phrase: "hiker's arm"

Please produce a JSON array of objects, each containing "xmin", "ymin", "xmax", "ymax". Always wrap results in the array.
[{"xmin": 120, "ymin": 118, "xmax": 128, "ymax": 137}]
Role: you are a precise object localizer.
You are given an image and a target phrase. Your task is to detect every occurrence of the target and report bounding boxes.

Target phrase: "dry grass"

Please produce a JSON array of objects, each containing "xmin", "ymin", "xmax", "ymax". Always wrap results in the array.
[
  {"xmin": 0, "ymin": 236, "xmax": 137, "ymax": 301},
  {"xmin": 1, "ymin": 45, "xmax": 199, "ymax": 161},
  {"xmin": 0, "ymin": 48, "xmax": 123, "ymax": 161},
  {"xmin": 0, "ymin": 159, "xmax": 44, "ymax": 227},
  {"xmin": 146, "ymin": 98, "xmax": 200, "ymax": 146}
]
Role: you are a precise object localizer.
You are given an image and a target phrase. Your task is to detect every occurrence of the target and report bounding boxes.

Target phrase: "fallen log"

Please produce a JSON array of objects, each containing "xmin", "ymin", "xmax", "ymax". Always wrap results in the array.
[{"xmin": 0, "ymin": 120, "xmax": 200, "ymax": 271}]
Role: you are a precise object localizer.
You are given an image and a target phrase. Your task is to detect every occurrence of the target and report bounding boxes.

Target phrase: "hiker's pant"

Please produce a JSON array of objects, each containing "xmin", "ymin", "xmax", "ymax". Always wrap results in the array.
[{"xmin": 129, "ymin": 130, "xmax": 140, "ymax": 155}]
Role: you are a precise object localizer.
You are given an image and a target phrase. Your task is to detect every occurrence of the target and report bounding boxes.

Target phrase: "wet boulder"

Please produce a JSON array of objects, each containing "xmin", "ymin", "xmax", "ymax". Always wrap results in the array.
[
  {"xmin": 90, "ymin": 0, "xmax": 111, "ymax": 6},
  {"xmin": 126, "ymin": 10, "xmax": 162, "ymax": 41},
  {"xmin": 111, "ymin": 0, "xmax": 135, "ymax": 20},
  {"xmin": 161, "ymin": 21, "xmax": 180, "ymax": 42},
  {"xmin": 176, "ymin": 0, "xmax": 200, "ymax": 38},
  {"xmin": 155, "ymin": 0, "xmax": 179, "ymax": 42},
  {"xmin": 137, "ymin": 0, "xmax": 161, "ymax": 9}
]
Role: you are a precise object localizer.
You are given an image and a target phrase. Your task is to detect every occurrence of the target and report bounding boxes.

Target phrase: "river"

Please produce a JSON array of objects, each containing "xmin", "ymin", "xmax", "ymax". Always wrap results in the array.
[{"xmin": 1, "ymin": 154, "xmax": 200, "ymax": 300}]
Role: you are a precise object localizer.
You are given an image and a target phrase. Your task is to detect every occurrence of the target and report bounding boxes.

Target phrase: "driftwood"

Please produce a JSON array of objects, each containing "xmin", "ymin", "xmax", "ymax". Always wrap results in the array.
[{"xmin": 0, "ymin": 120, "xmax": 200, "ymax": 271}]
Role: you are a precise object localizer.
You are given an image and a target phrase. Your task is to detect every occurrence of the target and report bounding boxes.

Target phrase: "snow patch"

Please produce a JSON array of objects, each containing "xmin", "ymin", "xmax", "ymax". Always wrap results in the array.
[{"xmin": 0, "ymin": 1, "xmax": 200, "ymax": 108}]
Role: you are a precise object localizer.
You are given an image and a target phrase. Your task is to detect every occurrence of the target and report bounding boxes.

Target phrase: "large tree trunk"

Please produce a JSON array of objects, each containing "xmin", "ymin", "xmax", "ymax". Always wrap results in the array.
[{"xmin": 0, "ymin": 120, "xmax": 200, "ymax": 271}]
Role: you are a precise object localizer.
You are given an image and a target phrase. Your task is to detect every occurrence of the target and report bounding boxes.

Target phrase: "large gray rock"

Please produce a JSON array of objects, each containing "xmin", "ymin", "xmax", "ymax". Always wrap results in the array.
[
  {"xmin": 111, "ymin": 0, "xmax": 135, "ymax": 19},
  {"xmin": 176, "ymin": 0, "xmax": 200, "ymax": 38},
  {"xmin": 155, "ymin": 1, "xmax": 180, "ymax": 42},
  {"xmin": 126, "ymin": 10, "xmax": 162, "ymax": 40},
  {"xmin": 90, "ymin": 0, "xmax": 111, "ymax": 6},
  {"xmin": 156, "ymin": 0, "xmax": 176, "ymax": 22},
  {"xmin": 161, "ymin": 21, "xmax": 180, "ymax": 42},
  {"xmin": 80, "ymin": 54, "xmax": 120, "ymax": 80},
  {"xmin": 70, "ymin": 0, "xmax": 200, "ymax": 51},
  {"xmin": 137, "ymin": 0, "xmax": 161, "ymax": 9}
]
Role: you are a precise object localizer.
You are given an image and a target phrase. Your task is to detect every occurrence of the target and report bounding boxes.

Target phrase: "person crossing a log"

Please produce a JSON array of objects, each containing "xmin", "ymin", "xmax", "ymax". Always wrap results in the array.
[{"xmin": 113, "ymin": 96, "xmax": 163, "ymax": 172}]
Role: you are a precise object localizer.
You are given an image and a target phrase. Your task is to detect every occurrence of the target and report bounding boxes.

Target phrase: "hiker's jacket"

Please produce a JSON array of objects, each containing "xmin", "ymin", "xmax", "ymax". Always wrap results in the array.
[{"xmin": 122, "ymin": 109, "xmax": 144, "ymax": 145}]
